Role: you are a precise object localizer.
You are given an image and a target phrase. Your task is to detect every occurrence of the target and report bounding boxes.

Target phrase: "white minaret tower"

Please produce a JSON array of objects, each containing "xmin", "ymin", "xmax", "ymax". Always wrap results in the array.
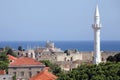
[{"xmin": 92, "ymin": 5, "xmax": 102, "ymax": 64}]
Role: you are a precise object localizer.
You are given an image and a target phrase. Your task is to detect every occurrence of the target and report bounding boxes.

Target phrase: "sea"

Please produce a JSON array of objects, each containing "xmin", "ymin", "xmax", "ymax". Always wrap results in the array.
[{"xmin": 0, "ymin": 41, "xmax": 120, "ymax": 51}]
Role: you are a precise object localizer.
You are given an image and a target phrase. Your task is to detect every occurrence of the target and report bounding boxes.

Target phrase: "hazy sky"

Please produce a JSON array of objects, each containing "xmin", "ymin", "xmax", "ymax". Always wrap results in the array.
[{"xmin": 0, "ymin": 0, "xmax": 120, "ymax": 41}]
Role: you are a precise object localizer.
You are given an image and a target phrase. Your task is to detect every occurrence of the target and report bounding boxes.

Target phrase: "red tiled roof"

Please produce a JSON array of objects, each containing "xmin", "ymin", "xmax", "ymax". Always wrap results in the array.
[
  {"xmin": 0, "ymin": 70, "xmax": 6, "ymax": 75},
  {"xmin": 29, "ymin": 68, "xmax": 57, "ymax": 80},
  {"xmin": 9, "ymin": 57, "xmax": 43, "ymax": 66},
  {"xmin": 7, "ymin": 55, "xmax": 17, "ymax": 61}
]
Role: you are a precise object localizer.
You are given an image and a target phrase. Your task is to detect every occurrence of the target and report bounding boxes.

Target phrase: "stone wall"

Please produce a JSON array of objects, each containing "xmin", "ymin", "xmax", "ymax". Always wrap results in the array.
[
  {"xmin": 81, "ymin": 51, "xmax": 119, "ymax": 62},
  {"xmin": 36, "ymin": 51, "xmax": 118, "ymax": 63}
]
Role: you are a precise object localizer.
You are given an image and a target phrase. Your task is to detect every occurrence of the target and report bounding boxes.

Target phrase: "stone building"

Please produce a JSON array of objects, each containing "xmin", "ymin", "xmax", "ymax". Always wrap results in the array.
[
  {"xmin": 35, "ymin": 49, "xmax": 82, "ymax": 63},
  {"xmin": 55, "ymin": 51, "xmax": 82, "ymax": 62},
  {"xmin": 8, "ymin": 57, "xmax": 45, "ymax": 80},
  {"xmin": 16, "ymin": 49, "xmax": 36, "ymax": 59}
]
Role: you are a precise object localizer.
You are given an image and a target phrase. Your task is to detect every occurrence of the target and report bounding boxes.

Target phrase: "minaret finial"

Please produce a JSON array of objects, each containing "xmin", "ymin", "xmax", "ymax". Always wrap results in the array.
[{"xmin": 95, "ymin": 5, "xmax": 100, "ymax": 17}]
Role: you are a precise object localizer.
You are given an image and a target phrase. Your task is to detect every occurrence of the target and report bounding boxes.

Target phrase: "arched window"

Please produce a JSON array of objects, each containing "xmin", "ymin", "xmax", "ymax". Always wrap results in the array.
[
  {"xmin": 18, "ymin": 52, "xmax": 20, "ymax": 56},
  {"xmin": 26, "ymin": 53, "xmax": 28, "ymax": 57},
  {"xmin": 102, "ymin": 57, "xmax": 104, "ymax": 61},
  {"xmin": 31, "ymin": 53, "xmax": 33, "ymax": 58},
  {"xmin": 64, "ymin": 57, "xmax": 66, "ymax": 61},
  {"xmin": 71, "ymin": 57, "xmax": 73, "ymax": 61}
]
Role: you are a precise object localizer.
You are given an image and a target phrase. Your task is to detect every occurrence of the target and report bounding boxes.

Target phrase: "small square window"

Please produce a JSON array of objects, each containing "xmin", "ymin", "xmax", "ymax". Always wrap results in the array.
[{"xmin": 21, "ymin": 71, "xmax": 24, "ymax": 76}]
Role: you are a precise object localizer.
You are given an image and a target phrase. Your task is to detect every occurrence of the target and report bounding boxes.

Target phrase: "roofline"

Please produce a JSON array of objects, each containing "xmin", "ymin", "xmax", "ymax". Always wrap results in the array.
[{"xmin": 8, "ymin": 65, "xmax": 45, "ymax": 68}]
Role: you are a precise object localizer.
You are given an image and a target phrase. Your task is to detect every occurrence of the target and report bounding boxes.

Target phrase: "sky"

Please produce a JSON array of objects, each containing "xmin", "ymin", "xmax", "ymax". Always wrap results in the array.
[{"xmin": 0, "ymin": 0, "xmax": 120, "ymax": 41}]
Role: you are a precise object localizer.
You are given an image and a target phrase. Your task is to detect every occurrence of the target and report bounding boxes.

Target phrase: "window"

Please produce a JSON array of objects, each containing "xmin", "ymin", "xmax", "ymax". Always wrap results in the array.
[
  {"xmin": 21, "ymin": 71, "xmax": 24, "ymax": 76},
  {"xmin": 29, "ymin": 72, "xmax": 32, "ymax": 77},
  {"xmin": 37, "ymin": 71, "xmax": 40, "ymax": 74},
  {"xmin": 13, "ymin": 72, "xmax": 16, "ymax": 75},
  {"xmin": 64, "ymin": 57, "xmax": 66, "ymax": 61},
  {"xmin": 26, "ymin": 53, "xmax": 28, "ymax": 57},
  {"xmin": 29, "ymin": 68, "xmax": 31, "ymax": 70},
  {"xmin": 55, "ymin": 57, "xmax": 57, "ymax": 60},
  {"xmin": 70, "ymin": 57, "xmax": 73, "ymax": 61},
  {"xmin": 18, "ymin": 52, "xmax": 20, "ymax": 55},
  {"xmin": 10, "ymin": 60, "xmax": 12, "ymax": 62},
  {"xmin": 31, "ymin": 53, "xmax": 33, "ymax": 58}
]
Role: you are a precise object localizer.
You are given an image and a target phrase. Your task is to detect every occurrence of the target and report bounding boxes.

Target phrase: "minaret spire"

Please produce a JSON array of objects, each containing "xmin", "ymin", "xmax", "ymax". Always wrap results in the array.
[
  {"xmin": 92, "ymin": 5, "xmax": 102, "ymax": 65},
  {"xmin": 94, "ymin": 5, "xmax": 100, "ymax": 25},
  {"xmin": 95, "ymin": 5, "xmax": 100, "ymax": 17}
]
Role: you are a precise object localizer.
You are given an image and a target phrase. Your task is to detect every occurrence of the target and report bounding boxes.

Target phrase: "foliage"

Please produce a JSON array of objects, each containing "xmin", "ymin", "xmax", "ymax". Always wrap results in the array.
[
  {"xmin": 107, "ymin": 53, "xmax": 120, "ymax": 62},
  {"xmin": 5, "ymin": 46, "xmax": 10, "ymax": 52},
  {"xmin": 40, "ymin": 60, "xmax": 52, "ymax": 67},
  {"xmin": 40, "ymin": 60, "xmax": 62, "ymax": 75},
  {"xmin": 0, "ymin": 52, "xmax": 9, "ymax": 70},
  {"xmin": 64, "ymin": 50, "xmax": 68, "ymax": 53},
  {"xmin": 51, "ymin": 64, "xmax": 62, "ymax": 75},
  {"xmin": 7, "ymin": 48, "xmax": 17, "ymax": 57},
  {"xmin": 0, "ymin": 52, "xmax": 9, "ymax": 63},
  {"xmin": 57, "ymin": 62, "xmax": 120, "ymax": 80},
  {"xmin": 18, "ymin": 46, "xmax": 23, "ymax": 51},
  {"xmin": 13, "ymin": 75, "xmax": 16, "ymax": 80},
  {"xmin": 0, "ymin": 61, "xmax": 8, "ymax": 70}
]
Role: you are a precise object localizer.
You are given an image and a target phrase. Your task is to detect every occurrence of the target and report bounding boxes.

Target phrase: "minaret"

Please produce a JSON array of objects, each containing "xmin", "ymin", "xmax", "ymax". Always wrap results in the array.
[{"xmin": 92, "ymin": 5, "xmax": 102, "ymax": 64}]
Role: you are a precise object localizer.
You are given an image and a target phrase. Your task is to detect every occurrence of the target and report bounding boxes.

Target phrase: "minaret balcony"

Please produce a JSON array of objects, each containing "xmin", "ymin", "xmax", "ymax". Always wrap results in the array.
[{"xmin": 92, "ymin": 24, "xmax": 101, "ymax": 30}]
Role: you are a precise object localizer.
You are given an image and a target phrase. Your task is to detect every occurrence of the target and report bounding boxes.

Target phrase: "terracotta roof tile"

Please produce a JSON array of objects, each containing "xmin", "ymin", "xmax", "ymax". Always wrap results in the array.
[
  {"xmin": 7, "ymin": 55, "xmax": 17, "ymax": 61},
  {"xmin": 0, "ymin": 70, "xmax": 6, "ymax": 75},
  {"xmin": 29, "ymin": 68, "xmax": 57, "ymax": 80},
  {"xmin": 9, "ymin": 57, "xmax": 43, "ymax": 66}
]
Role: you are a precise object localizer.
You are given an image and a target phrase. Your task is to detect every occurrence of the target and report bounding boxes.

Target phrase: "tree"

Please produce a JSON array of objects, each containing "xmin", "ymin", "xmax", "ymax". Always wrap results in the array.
[
  {"xmin": 52, "ymin": 64, "xmax": 62, "ymax": 75},
  {"xmin": 114, "ymin": 53, "xmax": 120, "ymax": 62},
  {"xmin": 107, "ymin": 53, "xmax": 120, "ymax": 62},
  {"xmin": 40, "ymin": 60, "xmax": 52, "ymax": 67},
  {"xmin": 7, "ymin": 48, "xmax": 17, "ymax": 57},
  {"xmin": 107, "ymin": 56, "xmax": 115, "ymax": 62},
  {"xmin": 13, "ymin": 75, "xmax": 16, "ymax": 80},
  {"xmin": 57, "ymin": 62, "xmax": 120, "ymax": 80},
  {"xmin": 40, "ymin": 60, "xmax": 63, "ymax": 75},
  {"xmin": 18, "ymin": 46, "xmax": 22, "ymax": 51},
  {"xmin": 0, "ymin": 52, "xmax": 9, "ymax": 71},
  {"xmin": 0, "ymin": 61, "xmax": 8, "ymax": 70},
  {"xmin": 0, "ymin": 52, "xmax": 9, "ymax": 63},
  {"xmin": 5, "ymin": 46, "xmax": 10, "ymax": 52}
]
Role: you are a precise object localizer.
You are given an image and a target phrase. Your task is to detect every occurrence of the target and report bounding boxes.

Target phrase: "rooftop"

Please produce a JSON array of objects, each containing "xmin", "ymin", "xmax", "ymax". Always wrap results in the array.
[
  {"xmin": 9, "ymin": 57, "xmax": 43, "ymax": 67},
  {"xmin": 7, "ymin": 55, "xmax": 17, "ymax": 61},
  {"xmin": 29, "ymin": 67, "xmax": 57, "ymax": 80},
  {"xmin": 0, "ymin": 70, "xmax": 6, "ymax": 75}
]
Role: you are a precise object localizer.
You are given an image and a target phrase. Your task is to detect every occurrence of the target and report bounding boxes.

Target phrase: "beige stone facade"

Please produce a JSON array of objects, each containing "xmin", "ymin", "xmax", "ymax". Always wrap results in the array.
[
  {"xmin": 36, "ymin": 51, "xmax": 82, "ymax": 63},
  {"xmin": 55, "ymin": 52, "xmax": 82, "ymax": 62},
  {"xmin": 8, "ymin": 57, "xmax": 45, "ymax": 80},
  {"xmin": 8, "ymin": 65, "xmax": 45, "ymax": 80}
]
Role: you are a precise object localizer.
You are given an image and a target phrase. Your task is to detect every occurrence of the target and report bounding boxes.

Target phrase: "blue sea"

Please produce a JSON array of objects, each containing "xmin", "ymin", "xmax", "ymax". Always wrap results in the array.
[{"xmin": 0, "ymin": 41, "xmax": 120, "ymax": 51}]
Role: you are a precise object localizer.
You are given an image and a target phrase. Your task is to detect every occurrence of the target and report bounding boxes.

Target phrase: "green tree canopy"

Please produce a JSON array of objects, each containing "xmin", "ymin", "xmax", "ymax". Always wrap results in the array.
[
  {"xmin": 0, "ymin": 52, "xmax": 9, "ymax": 70},
  {"xmin": 40, "ymin": 60, "xmax": 62, "ymax": 75},
  {"xmin": 107, "ymin": 53, "xmax": 120, "ymax": 62},
  {"xmin": 57, "ymin": 62, "xmax": 120, "ymax": 80},
  {"xmin": 7, "ymin": 48, "xmax": 17, "ymax": 57}
]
